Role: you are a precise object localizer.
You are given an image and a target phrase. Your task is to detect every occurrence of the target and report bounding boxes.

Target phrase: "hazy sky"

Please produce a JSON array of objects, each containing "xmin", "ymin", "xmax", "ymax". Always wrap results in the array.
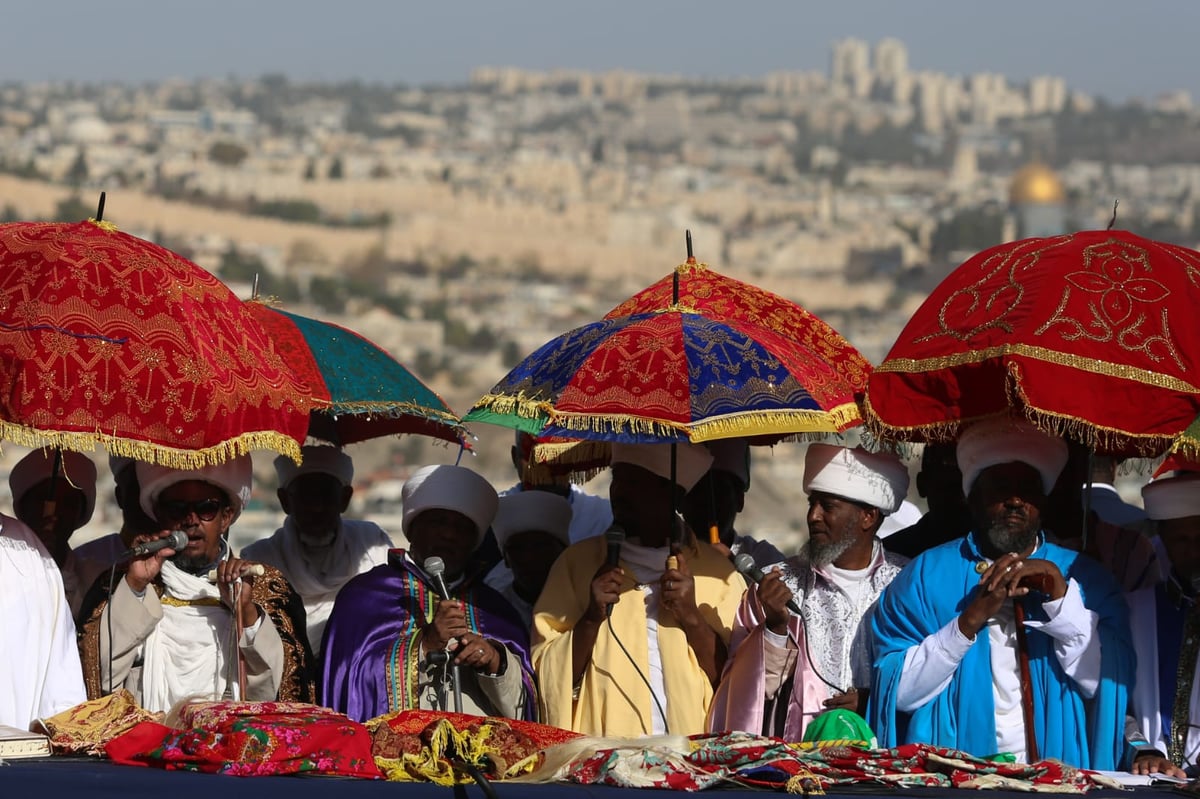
[{"xmin": 5, "ymin": 1, "xmax": 1197, "ymax": 101}]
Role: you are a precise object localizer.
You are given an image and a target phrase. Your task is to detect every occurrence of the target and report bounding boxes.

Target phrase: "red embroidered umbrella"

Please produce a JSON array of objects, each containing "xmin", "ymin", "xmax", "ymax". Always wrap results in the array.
[
  {"xmin": 243, "ymin": 301, "xmax": 467, "ymax": 447},
  {"xmin": 0, "ymin": 220, "xmax": 313, "ymax": 467},
  {"xmin": 864, "ymin": 230, "xmax": 1200, "ymax": 456},
  {"xmin": 606, "ymin": 256, "xmax": 872, "ymax": 403}
]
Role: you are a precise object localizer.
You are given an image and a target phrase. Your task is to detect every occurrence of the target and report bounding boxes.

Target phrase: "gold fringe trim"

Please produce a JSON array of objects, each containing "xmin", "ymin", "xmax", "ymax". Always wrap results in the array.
[
  {"xmin": 863, "ymin": 373, "xmax": 1180, "ymax": 458},
  {"xmin": 686, "ymin": 404, "xmax": 863, "ymax": 442},
  {"xmin": 470, "ymin": 392, "xmax": 555, "ymax": 421},
  {"xmin": 315, "ymin": 401, "xmax": 464, "ymax": 427},
  {"xmin": 0, "ymin": 420, "xmax": 303, "ymax": 469},
  {"xmin": 86, "ymin": 218, "xmax": 119, "ymax": 233},
  {"xmin": 876, "ymin": 343, "xmax": 1200, "ymax": 394},
  {"xmin": 674, "ymin": 260, "xmax": 710, "ymax": 275}
]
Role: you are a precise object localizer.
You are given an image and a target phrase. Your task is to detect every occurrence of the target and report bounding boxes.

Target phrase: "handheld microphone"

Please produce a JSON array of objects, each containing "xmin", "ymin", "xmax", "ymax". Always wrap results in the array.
[
  {"xmin": 121, "ymin": 529, "xmax": 188, "ymax": 561},
  {"xmin": 604, "ymin": 524, "xmax": 624, "ymax": 617},
  {"xmin": 733, "ymin": 553, "xmax": 803, "ymax": 616},
  {"xmin": 423, "ymin": 556, "xmax": 452, "ymax": 601},
  {"xmin": 421, "ymin": 555, "xmax": 463, "ymax": 713}
]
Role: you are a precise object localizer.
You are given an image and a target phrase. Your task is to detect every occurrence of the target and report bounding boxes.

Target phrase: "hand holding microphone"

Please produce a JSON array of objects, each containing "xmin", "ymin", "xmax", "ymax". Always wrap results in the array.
[
  {"xmin": 734, "ymin": 553, "xmax": 802, "ymax": 635},
  {"xmin": 122, "ymin": 529, "xmax": 188, "ymax": 594},
  {"xmin": 586, "ymin": 525, "xmax": 625, "ymax": 622},
  {"xmin": 424, "ymin": 557, "xmax": 468, "ymax": 652}
]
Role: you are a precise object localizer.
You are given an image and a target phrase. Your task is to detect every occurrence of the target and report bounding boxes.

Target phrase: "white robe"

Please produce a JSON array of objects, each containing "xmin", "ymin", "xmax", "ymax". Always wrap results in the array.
[
  {"xmin": 0, "ymin": 515, "xmax": 85, "ymax": 730},
  {"xmin": 241, "ymin": 517, "xmax": 391, "ymax": 654}
]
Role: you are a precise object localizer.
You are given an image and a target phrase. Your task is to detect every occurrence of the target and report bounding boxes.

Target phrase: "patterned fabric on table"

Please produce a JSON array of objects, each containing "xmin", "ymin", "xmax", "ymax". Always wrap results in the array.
[
  {"xmin": 104, "ymin": 701, "xmax": 381, "ymax": 778},
  {"xmin": 367, "ymin": 709, "xmax": 582, "ymax": 784},
  {"xmin": 556, "ymin": 732, "xmax": 1127, "ymax": 793},
  {"xmin": 37, "ymin": 689, "xmax": 158, "ymax": 756}
]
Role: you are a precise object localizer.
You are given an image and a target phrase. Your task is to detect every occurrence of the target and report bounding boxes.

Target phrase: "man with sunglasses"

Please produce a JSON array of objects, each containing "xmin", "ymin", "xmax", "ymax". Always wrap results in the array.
[{"xmin": 78, "ymin": 457, "xmax": 315, "ymax": 711}]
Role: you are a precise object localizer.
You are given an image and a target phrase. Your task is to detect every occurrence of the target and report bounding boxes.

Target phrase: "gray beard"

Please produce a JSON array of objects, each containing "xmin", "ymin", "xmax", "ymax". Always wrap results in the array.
[
  {"xmin": 808, "ymin": 535, "xmax": 855, "ymax": 568},
  {"xmin": 983, "ymin": 519, "xmax": 1038, "ymax": 555}
]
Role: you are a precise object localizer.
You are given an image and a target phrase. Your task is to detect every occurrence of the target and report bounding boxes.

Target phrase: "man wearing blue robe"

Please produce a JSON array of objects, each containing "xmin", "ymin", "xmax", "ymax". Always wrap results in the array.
[{"xmin": 869, "ymin": 418, "xmax": 1133, "ymax": 769}]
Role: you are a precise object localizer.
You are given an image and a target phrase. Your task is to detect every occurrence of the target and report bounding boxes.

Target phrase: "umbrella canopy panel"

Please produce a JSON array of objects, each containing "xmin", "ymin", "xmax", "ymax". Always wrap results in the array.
[
  {"xmin": 865, "ymin": 230, "xmax": 1200, "ymax": 455},
  {"xmin": 607, "ymin": 260, "xmax": 872, "ymax": 397},
  {"xmin": 468, "ymin": 310, "xmax": 862, "ymax": 444},
  {"xmin": 0, "ymin": 221, "xmax": 312, "ymax": 466},
  {"xmin": 244, "ymin": 303, "xmax": 467, "ymax": 446}
]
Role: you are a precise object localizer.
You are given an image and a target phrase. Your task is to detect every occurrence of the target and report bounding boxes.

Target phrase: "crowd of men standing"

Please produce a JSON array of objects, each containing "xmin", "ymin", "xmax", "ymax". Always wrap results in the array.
[{"xmin": 3, "ymin": 418, "xmax": 1199, "ymax": 779}]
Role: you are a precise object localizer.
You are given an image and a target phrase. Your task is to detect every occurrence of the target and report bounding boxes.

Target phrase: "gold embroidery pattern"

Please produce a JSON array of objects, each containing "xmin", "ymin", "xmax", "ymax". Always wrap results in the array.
[{"xmin": 0, "ymin": 221, "xmax": 313, "ymax": 467}]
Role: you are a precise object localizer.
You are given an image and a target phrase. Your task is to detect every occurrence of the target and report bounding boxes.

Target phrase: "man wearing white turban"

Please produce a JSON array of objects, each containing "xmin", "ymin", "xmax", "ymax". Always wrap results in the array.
[
  {"xmin": 9, "ymin": 449, "xmax": 97, "ymax": 619},
  {"xmin": 78, "ymin": 457, "xmax": 315, "ymax": 711},
  {"xmin": 533, "ymin": 442, "xmax": 744, "ymax": 737},
  {"xmin": 870, "ymin": 416, "xmax": 1133, "ymax": 770},
  {"xmin": 322, "ymin": 464, "xmax": 534, "ymax": 722},
  {"xmin": 242, "ymin": 445, "xmax": 392, "ymax": 657},
  {"xmin": 1125, "ymin": 470, "xmax": 1200, "ymax": 779},
  {"xmin": 708, "ymin": 444, "xmax": 910, "ymax": 739}
]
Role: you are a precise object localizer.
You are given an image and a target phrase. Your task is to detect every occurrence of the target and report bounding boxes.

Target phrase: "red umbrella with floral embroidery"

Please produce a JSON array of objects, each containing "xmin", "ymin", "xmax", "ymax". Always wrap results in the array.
[
  {"xmin": 0, "ymin": 219, "xmax": 313, "ymax": 467},
  {"xmin": 864, "ymin": 230, "xmax": 1200, "ymax": 456}
]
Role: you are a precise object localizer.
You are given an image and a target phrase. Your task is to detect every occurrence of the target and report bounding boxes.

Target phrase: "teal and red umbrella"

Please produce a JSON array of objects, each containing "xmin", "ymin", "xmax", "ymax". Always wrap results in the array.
[{"xmin": 244, "ymin": 302, "xmax": 467, "ymax": 447}]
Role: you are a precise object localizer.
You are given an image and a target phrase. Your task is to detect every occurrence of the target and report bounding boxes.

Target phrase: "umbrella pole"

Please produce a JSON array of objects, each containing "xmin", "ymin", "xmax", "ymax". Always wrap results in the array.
[
  {"xmin": 42, "ymin": 451, "xmax": 63, "ymax": 564},
  {"xmin": 1081, "ymin": 448, "xmax": 1094, "ymax": 552}
]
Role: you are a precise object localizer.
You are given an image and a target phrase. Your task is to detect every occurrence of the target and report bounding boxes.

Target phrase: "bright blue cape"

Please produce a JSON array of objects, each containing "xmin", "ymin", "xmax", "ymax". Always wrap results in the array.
[{"xmin": 868, "ymin": 533, "xmax": 1133, "ymax": 769}]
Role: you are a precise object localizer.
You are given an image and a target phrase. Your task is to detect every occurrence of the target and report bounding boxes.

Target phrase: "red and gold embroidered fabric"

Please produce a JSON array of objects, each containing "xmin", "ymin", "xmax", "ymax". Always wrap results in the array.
[
  {"xmin": 865, "ymin": 231, "xmax": 1200, "ymax": 456},
  {"xmin": 0, "ymin": 221, "xmax": 313, "ymax": 467}
]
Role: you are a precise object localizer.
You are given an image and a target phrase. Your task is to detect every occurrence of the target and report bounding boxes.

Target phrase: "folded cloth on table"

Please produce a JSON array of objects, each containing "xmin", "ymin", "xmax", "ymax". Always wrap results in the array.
[
  {"xmin": 367, "ymin": 708, "xmax": 582, "ymax": 783},
  {"xmin": 37, "ymin": 689, "xmax": 158, "ymax": 756},
  {"xmin": 105, "ymin": 700, "xmax": 381, "ymax": 778}
]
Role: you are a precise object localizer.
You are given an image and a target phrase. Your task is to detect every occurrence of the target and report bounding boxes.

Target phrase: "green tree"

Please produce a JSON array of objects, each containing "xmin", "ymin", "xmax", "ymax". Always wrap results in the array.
[
  {"xmin": 66, "ymin": 148, "xmax": 89, "ymax": 186},
  {"xmin": 54, "ymin": 195, "xmax": 93, "ymax": 222},
  {"xmin": 208, "ymin": 141, "xmax": 249, "ymax": 167}
]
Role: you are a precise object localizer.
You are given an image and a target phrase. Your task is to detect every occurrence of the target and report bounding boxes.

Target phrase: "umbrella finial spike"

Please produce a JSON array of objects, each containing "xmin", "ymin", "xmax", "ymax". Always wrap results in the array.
[
  {"xmin": 685, "ymin": 229, "xmax": 695, "ymax": 263},
  {"xmin": 252, "ymin": 273, "xmax": 259, "ymax": 301},
  {"xmin": 95, "ymin": 191, "xmax": 106, "ymax": 222},
  {"xmin": 1107, "ymin": 200, "xmax": 1119, "ymax": 231}
]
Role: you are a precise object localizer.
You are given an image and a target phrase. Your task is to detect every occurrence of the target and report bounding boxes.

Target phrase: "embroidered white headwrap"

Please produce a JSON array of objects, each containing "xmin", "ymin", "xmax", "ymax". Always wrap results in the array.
[
  {"xmin": 136, "ymin": 456, "xmax": 253, "ymax": 523},
  {"xmin": 401, "ymin": 464, "xmax": 498, "ymax": 542},
  {"xmin": 493, "ymin": 490, "xmax": 572, "ymax": 549},
  {"xmin": 803, "ymin": 444, "xmax": 910, "ymax": 515},
  {"xmin": 956, "ymin": 416, "xmax": 1068, "ymax": 495},
  {"xmin": 1142, "ymin": 471, "xmax": 1200, "ymax": 521}
]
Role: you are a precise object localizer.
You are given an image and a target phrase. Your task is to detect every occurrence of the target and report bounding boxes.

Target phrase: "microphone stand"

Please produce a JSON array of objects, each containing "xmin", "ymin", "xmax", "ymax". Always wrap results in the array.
[{"xmin": 425, "ymin": 650, "xmax": 463, "ymax": 713}]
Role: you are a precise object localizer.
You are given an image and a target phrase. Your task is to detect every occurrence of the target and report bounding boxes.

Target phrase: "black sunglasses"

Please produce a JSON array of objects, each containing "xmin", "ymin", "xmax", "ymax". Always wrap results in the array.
[{"xmin": 158, "ymin": 497, "xmax": 226, "ymax": 522}]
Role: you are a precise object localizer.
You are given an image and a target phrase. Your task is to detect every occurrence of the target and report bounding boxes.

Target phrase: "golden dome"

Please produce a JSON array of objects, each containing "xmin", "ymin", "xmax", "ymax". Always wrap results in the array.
[{"xmin": 1009, "ymin": 161, "xmax": 1065, "ymax": 205}]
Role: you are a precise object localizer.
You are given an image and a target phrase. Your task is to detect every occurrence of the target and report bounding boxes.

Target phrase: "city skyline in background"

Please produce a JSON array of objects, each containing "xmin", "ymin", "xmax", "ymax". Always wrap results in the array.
[{"xmin": 3, "ymin": 0, "xmax": 1198, "ymax": 102}]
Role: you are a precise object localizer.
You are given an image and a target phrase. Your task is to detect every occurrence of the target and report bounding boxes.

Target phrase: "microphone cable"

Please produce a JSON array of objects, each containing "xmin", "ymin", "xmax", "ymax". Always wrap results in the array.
[{"xmin": 605, "ymin": 613, "xmax": 670, "ymax": 736}]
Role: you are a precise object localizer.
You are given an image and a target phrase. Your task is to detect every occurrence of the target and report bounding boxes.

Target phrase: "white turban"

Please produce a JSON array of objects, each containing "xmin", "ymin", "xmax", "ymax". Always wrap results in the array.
[
  {"xmin": 803, "ymin": 444, "xmax": 910, "ymax": 515},
  {"xmin": 10, "ymin": 449, "xmax": 97, "ymax": 527},
  {"xmin": 136, "ymin": 456, "xmax": 253, "ymax": 523},
  {"xmin": 401, "ymin": 464, "xmax": 498, "ymax": 542},
  {"xmin": 1142, "ymin": 471, "xmax": 1200, "ymax": 521},
  {"xmin": 274, "ymin": 445, "xmax": 354, "ymax": 489},
  {"xmin": 610, "ymin": 442, "xmax": 714, "ymax": 492},
  {"xmin": 493, "ymin": 491, "xmax": 573, "ymax": 549},
  {"xmin": 956, "ymin": 416, "xmax": 1068, "ymax": 495},
  {"xmin": 707, "ymin": 438, "xmax": 750, "ymax": 490}
]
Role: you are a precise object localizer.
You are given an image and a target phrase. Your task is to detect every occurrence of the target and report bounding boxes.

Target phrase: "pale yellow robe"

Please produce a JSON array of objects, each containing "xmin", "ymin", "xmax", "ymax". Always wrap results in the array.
[{"xmin": 532, "ymin": 536, "xmax": 743, "ymax": 737}]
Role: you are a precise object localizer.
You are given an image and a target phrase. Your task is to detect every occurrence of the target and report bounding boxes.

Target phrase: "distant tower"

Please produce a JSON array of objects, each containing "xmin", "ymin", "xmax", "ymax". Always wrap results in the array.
[
  {"xmin": 948, "ymin": 140, "xmax": 978, "ymax": 191},
  {"xmin": 1009, "ymin": 161, "xmax": 1067, "ymax": 238},
  {"xmin": 830, "ymin": 38, "xmax": 871, "ymax": 98},
  {"xmin": 873, "ymin": 38, "xmax": 909, "ymax": 84}
]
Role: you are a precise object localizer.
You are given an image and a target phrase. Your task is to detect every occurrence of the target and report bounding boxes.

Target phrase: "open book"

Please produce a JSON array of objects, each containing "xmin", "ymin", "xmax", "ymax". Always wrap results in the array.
[{"xmin": 0, "ymin": 724, "xmax": 51, "ymax": 759}]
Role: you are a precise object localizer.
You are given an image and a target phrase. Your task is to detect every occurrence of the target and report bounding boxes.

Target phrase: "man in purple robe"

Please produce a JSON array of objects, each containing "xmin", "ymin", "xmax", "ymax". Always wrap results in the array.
[{"xmin": 321, "ymin": 464, "xmax": 534, "ymax": 722}]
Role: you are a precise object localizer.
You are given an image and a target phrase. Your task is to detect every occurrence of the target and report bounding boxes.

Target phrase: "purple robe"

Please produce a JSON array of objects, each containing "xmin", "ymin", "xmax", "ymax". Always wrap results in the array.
[{"xmin": 321, "ymin": 549, "xmax": 535, "ymax": 722}]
